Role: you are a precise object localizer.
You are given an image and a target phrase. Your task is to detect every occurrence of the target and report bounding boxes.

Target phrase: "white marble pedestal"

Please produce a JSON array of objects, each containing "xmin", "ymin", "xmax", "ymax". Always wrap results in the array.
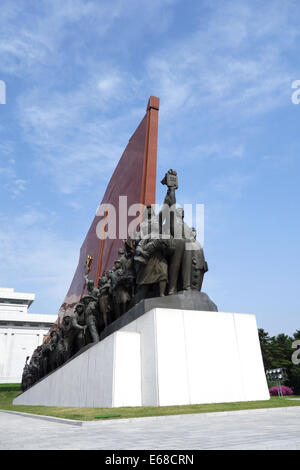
[{"xmin": 13, "ymin": 308, "xmax": 270, "ymax": 407}]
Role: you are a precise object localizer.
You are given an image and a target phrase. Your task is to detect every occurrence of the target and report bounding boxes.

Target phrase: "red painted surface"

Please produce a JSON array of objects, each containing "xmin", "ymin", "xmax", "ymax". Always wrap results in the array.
[{"xmin": 57, "ymin": 97, "xmax": 160, "ymax": 321}]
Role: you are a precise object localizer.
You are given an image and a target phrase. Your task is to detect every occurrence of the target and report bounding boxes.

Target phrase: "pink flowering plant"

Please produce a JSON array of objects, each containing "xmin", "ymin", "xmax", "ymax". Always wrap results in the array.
[{"xmin": 269, "ymin": 385, "xmax": 294, "ymax": 396}]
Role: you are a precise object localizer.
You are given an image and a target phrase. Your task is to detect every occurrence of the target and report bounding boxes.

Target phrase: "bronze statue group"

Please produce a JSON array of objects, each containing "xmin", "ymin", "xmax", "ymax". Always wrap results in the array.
[{"xmin": 21, "ymin": 170, "xmax": 208, "ymax": 392}]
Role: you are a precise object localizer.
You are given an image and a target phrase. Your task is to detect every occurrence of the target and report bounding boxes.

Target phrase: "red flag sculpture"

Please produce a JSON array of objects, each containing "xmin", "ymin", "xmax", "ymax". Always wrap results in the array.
[{"xmin": 57, "ymin": 96, "xmax": 159, "ymax": 322}]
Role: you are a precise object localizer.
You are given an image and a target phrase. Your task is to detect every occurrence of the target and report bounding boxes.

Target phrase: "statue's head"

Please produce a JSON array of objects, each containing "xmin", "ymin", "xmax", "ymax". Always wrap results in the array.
[
  {"xmin": 63, "ymin": 315, "xmax": 71, "ymax": 325},
  {"xmin": 124, "ymin": 237, "xmax": 134, "ymax": 251},
  {"xmin": 114, "ymin": 260, "xmax": 121, "ymax": 269},
  {"xmin": 75, "ymin": 303, "xmax": 84, "ymax": 314},
  {"xmin": 147, "ymin": 204, "xmax": 153, "ymax": 212},
  {"xmin": 191, "ymin": 227, "xmax": 197, "ymax": 240},
  {"xmin": 81, "ymin": 297, "xmax": 89, "ymax": 306}
]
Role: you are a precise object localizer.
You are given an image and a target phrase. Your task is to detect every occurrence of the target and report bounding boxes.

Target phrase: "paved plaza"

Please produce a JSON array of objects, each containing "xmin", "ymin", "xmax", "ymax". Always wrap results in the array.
[{"xmin": 0, "ymin": 406, "xmax": 300, "ymax": 450}]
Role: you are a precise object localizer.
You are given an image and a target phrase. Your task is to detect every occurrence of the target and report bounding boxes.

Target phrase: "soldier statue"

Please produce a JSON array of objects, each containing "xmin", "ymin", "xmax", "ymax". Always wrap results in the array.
[
  {"xmin": 110, "ymin": 260, "xmax": 131, "ymax": 318},
  {"xmin": 98, "ymin": 272, "xmax": 113, "ymax": 327},
  {"xmin": 160, "ymin": 170, "xmax": 194, "ymax": 294},
  {"xmin": 71, "ymin": 303, "xmax": 87, "ymax": 352},
  {"xmin": 81, "ymin": 275, "xmax": 101, "ymax": 343},
  {"xmin": 134, "ymin": 207, "xmax": 172, "ymax": 299},
  {"xmin": 189, "ymin": 227, "xmax": 208, "ymax": 291}
]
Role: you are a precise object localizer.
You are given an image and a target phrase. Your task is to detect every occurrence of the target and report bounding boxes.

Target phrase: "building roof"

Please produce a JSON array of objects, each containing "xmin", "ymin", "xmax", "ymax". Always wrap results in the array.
[
  {"xmin": 0, "ymin": 287, "xmax": 35, "ymax": 307},
  {"xmin": 0, "ymin": 311, "xmax": 57, "ymax": 325},
  {"xmin": 0, "ymin": 287, "xmax": 56, "ymax": 327}
]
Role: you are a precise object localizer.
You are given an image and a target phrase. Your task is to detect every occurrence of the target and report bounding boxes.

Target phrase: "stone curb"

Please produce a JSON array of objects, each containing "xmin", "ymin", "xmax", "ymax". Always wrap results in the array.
[
  {"xmin": 0, "ymin": 409, "xmax": 83, "ymax": 426},
  {"xmin": 1, "ymin": 405, "xmax": 300, "ymax": 427}
]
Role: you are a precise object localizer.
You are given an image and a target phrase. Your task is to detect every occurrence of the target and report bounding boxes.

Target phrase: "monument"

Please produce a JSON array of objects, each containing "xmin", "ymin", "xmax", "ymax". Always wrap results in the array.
[
  {"xmin": 14, "ymin": 97, "xmax": 269, "ymax": 408},
  {"xmin": 55, "ymin": 96, "xmax": 160, "ymax": 326}
]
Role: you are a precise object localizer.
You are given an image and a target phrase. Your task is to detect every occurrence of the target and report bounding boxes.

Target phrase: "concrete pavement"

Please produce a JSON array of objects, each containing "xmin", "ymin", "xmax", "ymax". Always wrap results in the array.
[{"xmin": 1, "ymin": 406, "xmax": 300, "ymax": 450}]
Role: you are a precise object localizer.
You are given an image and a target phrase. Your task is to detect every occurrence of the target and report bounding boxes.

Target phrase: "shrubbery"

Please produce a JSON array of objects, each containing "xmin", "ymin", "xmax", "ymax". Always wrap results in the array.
[{"xmin": 269, "ymin": 385, "xmax": 294, "ymax": 396}]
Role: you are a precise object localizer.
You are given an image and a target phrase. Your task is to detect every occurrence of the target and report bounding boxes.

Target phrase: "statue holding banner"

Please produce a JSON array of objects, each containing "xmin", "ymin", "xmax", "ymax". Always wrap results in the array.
[{"xmin": 21, "ymin": 166, "xmax": 212, "ymax": 390}]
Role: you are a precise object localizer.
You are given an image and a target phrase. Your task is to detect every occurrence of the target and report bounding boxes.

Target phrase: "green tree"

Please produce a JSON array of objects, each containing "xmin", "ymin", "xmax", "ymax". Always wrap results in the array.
[
  {"xmin": 269, "ymin": 334, "xmax": 293, "ymax": 371},
  {"xmin": 258, "ymin": 328, "xmax": 274, "ymax": 370},
  {"xmin": 293, "ymin": 329, "xmax": 300, "ymax": 340},
  {"xmin": 258, "ymin": 329, "xmax": 297, "ymax": 391}
]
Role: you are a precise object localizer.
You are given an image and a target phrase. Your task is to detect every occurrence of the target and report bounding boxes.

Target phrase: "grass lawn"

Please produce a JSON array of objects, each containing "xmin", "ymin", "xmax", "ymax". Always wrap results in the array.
[{"xmin": 1, "ymin": 384, "xmax": 300, "ymax": 421}]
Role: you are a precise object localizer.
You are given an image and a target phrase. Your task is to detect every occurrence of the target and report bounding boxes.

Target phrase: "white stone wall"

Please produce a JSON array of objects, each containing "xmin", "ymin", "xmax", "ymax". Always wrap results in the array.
[{"xmin": 14, "ymin": 308, "xmax": 270, "ymax": 407}]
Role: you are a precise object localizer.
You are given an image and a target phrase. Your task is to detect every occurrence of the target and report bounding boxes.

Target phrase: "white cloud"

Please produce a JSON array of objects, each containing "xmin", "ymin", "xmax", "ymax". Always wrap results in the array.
[
  {"xmin": 16, "ymin": 208, "xmax": 46, "ymax": 227},
  {"xmin": 67, "ymin": 200, "xmax": 82, "ymax": 211},
  {"xmin": 0, "ymin": 0, "xmax": 177, "ymax": 76},
  {"xmin": 16, "ymin": 68, "xmax": 142, "ymax": 193},
  {"xmin": 0, "ymin": 0, "xmax": 120, "ymax": 75},
  {"xmin": 10, "ymin": 179, "xmax": 27, "ymax": 198},
  {"xmin": 2, "ymin": 0, "xmax": 299, "ymax": 200},
  {"xmin": 4, "ymin": 0, "xmax": 296, "ymax": 201},
  {"xmin": 146, "ymin": 1, "xmax": 298, "ymax": 119},
  {"xmin": 98, "ymin": 74, "xmax": 122, "ymax": 95},
  {"xmin": 210, "ymin": 173, "xmax": 252, "ymax": 199},
  {"xmin": 0, "ymin": 154, "xmax": 27, "ymax": 198},
  {"xmin": 0, "ymin": 208, "xmax": 79, "ymax": 313},
  {"xmin": 190, "ymin": 142, "xmax": 245, "ymax": 161}
]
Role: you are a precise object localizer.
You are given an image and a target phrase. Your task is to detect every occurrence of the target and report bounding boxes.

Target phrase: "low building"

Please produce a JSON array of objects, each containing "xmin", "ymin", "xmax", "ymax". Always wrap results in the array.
[{"xmin": 0, "ymin": 287, "xmax": 57, "ymax": 383}]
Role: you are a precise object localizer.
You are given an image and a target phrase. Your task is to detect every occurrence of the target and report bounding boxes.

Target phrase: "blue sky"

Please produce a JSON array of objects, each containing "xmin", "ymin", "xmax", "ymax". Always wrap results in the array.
[{"xmin": 0, "ymin": 0, "xmax": 299, "ymax": 336}]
